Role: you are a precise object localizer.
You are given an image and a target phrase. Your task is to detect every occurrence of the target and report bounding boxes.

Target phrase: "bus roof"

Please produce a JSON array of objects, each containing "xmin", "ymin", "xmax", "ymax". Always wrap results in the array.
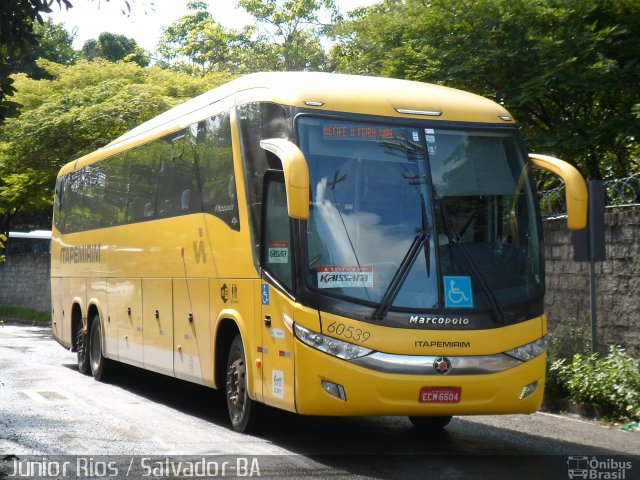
[{"xmin": 59, "ymin": 72, "xmax": 515, "ymax": 176}]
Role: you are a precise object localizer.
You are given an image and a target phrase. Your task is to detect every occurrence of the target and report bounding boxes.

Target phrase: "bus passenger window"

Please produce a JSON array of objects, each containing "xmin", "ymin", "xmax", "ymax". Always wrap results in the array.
[{"xmin": 197, "ymin": 112, "xmax": 239, "ymax": 230}]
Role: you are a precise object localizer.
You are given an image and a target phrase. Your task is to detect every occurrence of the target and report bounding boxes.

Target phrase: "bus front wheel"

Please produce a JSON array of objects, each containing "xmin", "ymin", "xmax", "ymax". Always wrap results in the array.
[
  {"xmin": 408, "ymin": 415, "xmax": 453, "ymax": 429},
  {"xmin": 89, "ymin": 315, "xmax": 114, "ymax": 382},
  {"xmin": 226, "ymin": 334, "xmax": 258, "ymax": 433}
]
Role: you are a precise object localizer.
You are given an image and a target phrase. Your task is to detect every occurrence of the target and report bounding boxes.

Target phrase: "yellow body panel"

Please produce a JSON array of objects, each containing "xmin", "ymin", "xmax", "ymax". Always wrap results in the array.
[
  {"xmin": 142, "ymin": 279, "xmax": 174, "ymax": 376},
  {"xmin": 320, "ymin": 312, "xmax": 545, "ymax": 357},
  {"xmin": 258, "ymin": 283, "xmax": 297, "ymax": 412},
  {"xmin": 173, "ymin": 279, "xmax": 211, "ymax": 385},
  {"xmin": 109, "ymin": 278, "xmax": 143, "ymax": 365}
]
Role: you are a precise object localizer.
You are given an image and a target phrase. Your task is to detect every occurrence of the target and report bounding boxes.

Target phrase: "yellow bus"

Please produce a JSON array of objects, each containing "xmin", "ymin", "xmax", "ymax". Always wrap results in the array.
[{"xmin": 51, "ymin": 72, "xmax": 587, "ymax": 432}]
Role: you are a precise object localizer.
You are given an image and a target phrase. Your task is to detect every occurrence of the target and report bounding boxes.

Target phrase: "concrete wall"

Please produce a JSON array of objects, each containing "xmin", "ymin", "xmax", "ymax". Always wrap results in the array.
[
  {"xmin": 0, "ymin": 254, "xmax": 50, "ymax": 313},
  {"xmin": 543, "ymin": 208, "xmax": 640, "ymax": 356}
]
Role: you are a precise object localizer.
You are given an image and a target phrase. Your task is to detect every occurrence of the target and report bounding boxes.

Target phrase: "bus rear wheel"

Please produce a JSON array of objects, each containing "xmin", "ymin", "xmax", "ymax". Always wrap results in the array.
[
  {"xmin": 226, "ymin": 334, "xmax": 258, "ymax": 433},
  {"xmin": 76, "ymin": 326, "xmax": 90, "ymax": 375},
  {"xmin": 408, "ymin": 415, "xmax": 453, "ymax": 429},
  {"xmin": 89, "ymin": 314, "xmax": 114, "ymax": 382}
]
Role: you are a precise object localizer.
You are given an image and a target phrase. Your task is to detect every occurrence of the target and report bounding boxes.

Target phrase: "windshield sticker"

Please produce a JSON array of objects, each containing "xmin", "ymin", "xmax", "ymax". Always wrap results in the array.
[
  {"xmin": 268, "ymin": 241, "xmax": 289, "ymax": 264},
  {"xmin": 425, "ymin": 128, "xmax": 437, "ymax": 155},
  {"xmin": 317, "ymin": 266, "xmax": 374, "ymax": 289},
  {"xmin": 444, "ymin": 276, "xmax": 474, "ymax": 308}
]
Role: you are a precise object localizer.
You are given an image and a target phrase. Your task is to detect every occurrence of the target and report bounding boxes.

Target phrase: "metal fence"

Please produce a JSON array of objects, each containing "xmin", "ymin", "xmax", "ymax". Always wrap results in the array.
[{"xmin": 539, "ymin": 174, "xmax": 640, "ymax": 217}]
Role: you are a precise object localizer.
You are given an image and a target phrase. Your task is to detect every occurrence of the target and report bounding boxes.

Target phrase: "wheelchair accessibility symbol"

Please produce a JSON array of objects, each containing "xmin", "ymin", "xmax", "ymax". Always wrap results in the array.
[{"xmin": 444, "ymin": 276, "xmax": 473, "ymax": 308}]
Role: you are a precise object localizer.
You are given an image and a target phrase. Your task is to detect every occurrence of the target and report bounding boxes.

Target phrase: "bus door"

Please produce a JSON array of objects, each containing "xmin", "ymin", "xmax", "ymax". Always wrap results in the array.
[{"xmin": 259, "ymin": 174, "xmax": 296, "ymax": 411}]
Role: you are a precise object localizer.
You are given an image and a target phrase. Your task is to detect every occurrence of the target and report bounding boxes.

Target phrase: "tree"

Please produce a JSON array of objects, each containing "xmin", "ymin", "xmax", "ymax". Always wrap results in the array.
[
  {"xmin": 8, "ymin": 18, "xmax": 78, "ymax": 82},
  {"xmin": 0, "ymin": 1, "xmax": 149, "ymax": 120},
  {"xmin": 0, "ymin": 59, "xmax": 225, "ymax": 232},
  {"xmin": 156, "ymin": 1, "xmax": 252, "ymax": 75},
  {"xmin": 238, "ymin": 0, "xmax": 339, "ymax": 71},
  {"xmin": 0, "ymin": 232, "xmax": 5, "ymax": 264},
  {"xmin": 33, "ymin": 18, "xmax": 77, "ymax": 65},
  {"xmin": 0, "ymin": 0, "xmax": 72, "ymax": 119},
  {"xmin": 82, "ymin": 32, "xmax": 149, "ymax": 67},
  {"xmin": 157, "ymin": 0, "xmax": 339, "ymax": 74},
  {"xmin": 332, "ymin": 0, "xmax": 640, "ymax": 179}
]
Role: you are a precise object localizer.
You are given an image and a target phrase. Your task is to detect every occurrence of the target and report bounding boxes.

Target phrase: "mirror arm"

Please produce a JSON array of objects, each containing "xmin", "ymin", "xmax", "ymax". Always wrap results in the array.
[{"xmin": 529, "ymin": 153, "xmax": 588, "ymax": 230}]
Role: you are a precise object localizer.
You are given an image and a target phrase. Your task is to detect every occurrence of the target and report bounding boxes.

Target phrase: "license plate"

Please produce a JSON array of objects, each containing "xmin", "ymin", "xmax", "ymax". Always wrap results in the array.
[{"xmin": 419, "ymin": 387, "xmax": 461, "ymax": 403}]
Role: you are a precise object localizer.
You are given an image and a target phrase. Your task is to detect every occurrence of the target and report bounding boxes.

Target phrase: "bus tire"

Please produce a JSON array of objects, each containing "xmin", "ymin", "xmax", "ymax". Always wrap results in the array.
[
  {"xmin": 226, "ymin": 334, "xmax": 258, "ymax": 433},
  {"xmin": 76, "ymin": 326, "xmax": 90, "ymax": 375},
  {"xmin": 89, "ymin": 314, "xmax": 114, "ymax": 382},
  {"xmin": 408, "ymin": 415, "xmax": 453, "ymax": 429}
]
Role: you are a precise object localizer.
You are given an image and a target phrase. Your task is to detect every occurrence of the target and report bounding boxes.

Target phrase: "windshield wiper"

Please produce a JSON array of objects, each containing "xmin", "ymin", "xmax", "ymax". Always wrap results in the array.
[
  {"xmin": 372, "ymin": 194, "xmax": 431, "ymax": 321},
  {"xmin": 371, "ymin": 232, "xmax": 429, "ymax": 321},
  {"xmin": 420, "ymin": 194, "xmax": 431, "ymax": 276}
]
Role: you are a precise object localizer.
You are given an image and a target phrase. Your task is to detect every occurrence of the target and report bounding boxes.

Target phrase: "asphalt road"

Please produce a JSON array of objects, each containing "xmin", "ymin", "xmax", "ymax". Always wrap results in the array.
[{"xmin": 1, "ymin": 324, "xmax": 638, "ymax": 479}]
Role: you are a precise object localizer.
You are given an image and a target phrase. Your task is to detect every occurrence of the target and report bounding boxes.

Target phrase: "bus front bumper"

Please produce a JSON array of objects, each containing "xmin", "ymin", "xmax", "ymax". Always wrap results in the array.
[{"xmin": 293, "ymin": 340, "xmax": 545, "ymax": 416}]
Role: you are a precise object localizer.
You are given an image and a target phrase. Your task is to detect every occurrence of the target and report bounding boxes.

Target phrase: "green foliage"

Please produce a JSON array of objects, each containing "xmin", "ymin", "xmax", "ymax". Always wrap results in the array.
[
  {"xmin": 0, "ymin": 1, "xmax": 152, "ymax": 119},
  {"xmin": 238, "ymin": 0, "xmax": 338, "ymax": 71},
  {"xmin": 81, "ymin": 32, "xmax": 149, "ymax": 67},
  {"xmin": 545, "ymin": 316, "xmax": 592, "ymax": 398},
  {"xmin": 156, "ymin": 2, "xmax": 253, "ymax": 75},
  {"xmin": 7, "ymin": 18, "xmax": 78, "ymax": 82},
  {"xmin": 157, "ymin": 0, "xmax": 338, "ymax": 74},
  {"xmin": 0, "ymin": 59, "xmax": 223, "ymax": 232},
  {"xmin": 332, "ymin": 0, "xmax": 640, "ymax": 180},
  {"xmin": 551, "ymin": 346, "xmax": 640, "ymax": 421},
  {"xmin": 0, "ymin": 305, "xmax": 50, "ymax": 323},
  {"xmin": 32, "ymin": 18, "xmax": 77, "ymax": 66},
  {"xmin": 0, "ymin": 232, "xmax": 6, "ymax": 264},
  {"xmin": 0, "ymin": 0, "xmax": 72, "ymax": 118}
]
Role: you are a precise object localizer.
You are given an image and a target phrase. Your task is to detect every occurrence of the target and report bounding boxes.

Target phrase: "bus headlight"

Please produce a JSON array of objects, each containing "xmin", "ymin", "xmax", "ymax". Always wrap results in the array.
[
  {"xmin": 293, "ymin": 323, "xmax": 373, "ymax": 360},
  {"xmin": 505, "ymin": 337, "xmax": 547, "ymax": 362}
]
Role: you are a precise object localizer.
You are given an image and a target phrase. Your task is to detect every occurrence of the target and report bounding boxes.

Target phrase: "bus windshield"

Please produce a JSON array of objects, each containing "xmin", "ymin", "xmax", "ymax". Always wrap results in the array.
[{"xmin": 297, "ymin": 117, "xmax": 543, "ymax": 316}]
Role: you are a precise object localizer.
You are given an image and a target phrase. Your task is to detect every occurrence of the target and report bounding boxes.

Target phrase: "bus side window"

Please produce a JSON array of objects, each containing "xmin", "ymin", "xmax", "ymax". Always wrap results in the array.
[
  {"xmin": 153, "ymin": 129, "xmax": 201, "ymax": 219},
  {"xmin": 238, "ymin": 102, "xmax": 289, "ymax": 243},
  {"xmin": 53, "ymin": 177, "xmax": 66, "ymax": 231},
  {"xmin": 262, "ymin": 174, "xmax": 293, "ymax": 291},
  {"xmin": 197, "ymin": 112, "xmax": 239, "ymax": 230}
]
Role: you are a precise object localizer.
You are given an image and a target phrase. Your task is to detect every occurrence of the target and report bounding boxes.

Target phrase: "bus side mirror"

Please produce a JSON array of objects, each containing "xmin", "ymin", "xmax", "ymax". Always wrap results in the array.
[
  {"xmin": 260, "ymin": 138, "xmax": 310, "ymax": 220},
  {"xmin": 529, "ymin": 153, "xmax": 588, "ymax": 230}
]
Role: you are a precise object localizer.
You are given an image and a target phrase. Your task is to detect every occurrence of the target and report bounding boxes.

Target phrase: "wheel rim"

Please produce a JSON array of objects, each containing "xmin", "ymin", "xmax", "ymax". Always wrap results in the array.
[{"xmin": 226, "ymin": 357, "xmax": 246, "ymax": 425}]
